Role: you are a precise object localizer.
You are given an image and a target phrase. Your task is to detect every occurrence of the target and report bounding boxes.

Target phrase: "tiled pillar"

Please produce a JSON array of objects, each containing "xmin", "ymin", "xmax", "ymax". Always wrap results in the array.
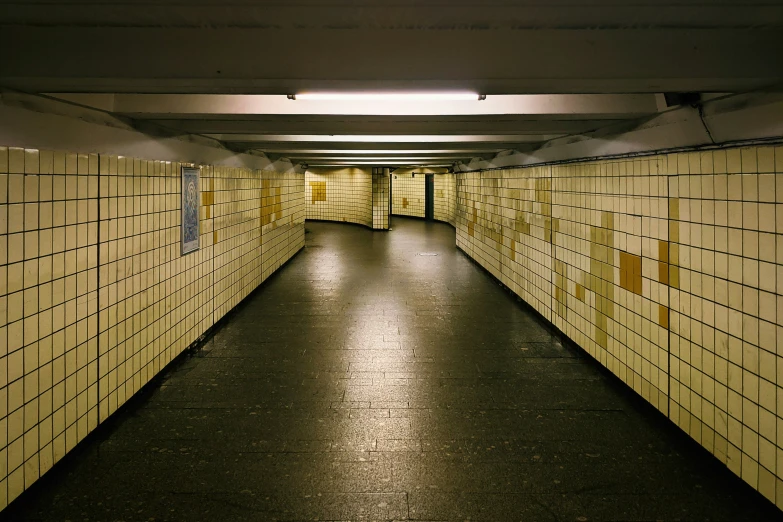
[{"xmin": 372, "ymin": 167, "xmax": 390, "ymax": 230}]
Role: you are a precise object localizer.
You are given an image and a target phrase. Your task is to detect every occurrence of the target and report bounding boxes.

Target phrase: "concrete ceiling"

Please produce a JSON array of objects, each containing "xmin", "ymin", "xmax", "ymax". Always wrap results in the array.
[{"xmin": 2, "ymin": 1, "xmax": 782, "ymax": 167}]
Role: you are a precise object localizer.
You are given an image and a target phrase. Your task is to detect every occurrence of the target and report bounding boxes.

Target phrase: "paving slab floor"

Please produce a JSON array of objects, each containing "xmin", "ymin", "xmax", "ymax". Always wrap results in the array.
[{"xmin": 5, "ymin": 218, "xmax": 783, "ymax": 521}]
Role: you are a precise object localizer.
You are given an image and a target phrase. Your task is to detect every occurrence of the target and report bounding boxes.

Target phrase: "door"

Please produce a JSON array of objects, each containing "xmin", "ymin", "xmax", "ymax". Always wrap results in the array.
[{"xmin": 425, "ymin": 174, "xmax": 434, "ymax": 220}]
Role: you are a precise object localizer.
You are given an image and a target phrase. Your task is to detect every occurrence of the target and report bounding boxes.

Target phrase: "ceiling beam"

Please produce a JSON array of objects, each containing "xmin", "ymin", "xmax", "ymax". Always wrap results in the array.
[
  {"xmin": 3, "ymin": 27, "xmax": 780, "ymax": 94},
  {"xmin": 133, "ymin": 117, "xmax": 620, "ymax": 135},
  {"xmin": 47, "ymin": 94, "xmax": 660, "ymax": 117},
  {"xmin": 3, "ymin": 2, "xmax": 780, "ymax": 30}
]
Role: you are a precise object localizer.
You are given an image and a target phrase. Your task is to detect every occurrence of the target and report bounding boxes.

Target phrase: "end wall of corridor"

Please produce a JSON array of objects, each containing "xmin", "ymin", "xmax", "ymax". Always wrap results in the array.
[
  {"xmin": 391, "ymin": 169, "xmax": 456, "ymax": 226},
  {"xmin": 305, "ymin": 168, "xmax": 390, "ymax": 230}
]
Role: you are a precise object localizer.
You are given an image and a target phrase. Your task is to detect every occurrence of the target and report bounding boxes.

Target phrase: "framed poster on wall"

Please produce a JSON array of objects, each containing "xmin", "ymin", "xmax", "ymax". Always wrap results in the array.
[{"xmin": 181, "ymin": 166, "xmax": 201, "ymax": 254}]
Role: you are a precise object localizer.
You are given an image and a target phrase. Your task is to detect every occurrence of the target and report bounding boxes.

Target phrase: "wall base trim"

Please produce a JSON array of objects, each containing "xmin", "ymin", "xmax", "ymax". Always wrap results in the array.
[{"xmin": 305, "ymin": 218, "xmax": 388, "ymax": 231}]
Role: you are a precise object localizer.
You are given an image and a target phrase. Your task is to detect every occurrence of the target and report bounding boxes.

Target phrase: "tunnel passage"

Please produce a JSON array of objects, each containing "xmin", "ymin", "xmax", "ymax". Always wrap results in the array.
[{"xmin": 4, "ymin": 218, "xmax": 779, "ymax": 521}]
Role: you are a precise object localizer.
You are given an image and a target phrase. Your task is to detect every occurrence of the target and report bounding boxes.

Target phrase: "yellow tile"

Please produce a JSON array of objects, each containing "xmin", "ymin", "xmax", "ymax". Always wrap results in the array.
[
  {"xmin": 0, "ymin": 174, "xmax": 7, "ymax": 205},
  {"xmin": 88, "ymin": 154, "xmax": 99, "ymax": 175},
  {"xmin": 24, "ymin": 149, "xmax": 39, "ymax": 174},
  {"xmin": 8, "ymin": 174, "xmax": 25, "ymax": 204},
  {"xmin": 9, "ymin": 148, "xmax": 25, "ymax": 173},
  {"xmin": 726, "ymin": 149, "xmax": 743, "ymax": 174},
  {"xmin": 757, "ymin": 147, "xmax": 775, "ymax": 174},
  {"xmin": 759, "ymin": 174, "xmax": 775, "ymax": 203},
  {"xmin": 65, "ymin": 153, "xmax": 78, "ymax": 175},
  {"xmin": 51, "ymin": 151, "xmax": 65, "ymax": 174},
  {"xmin": 741, "ymin": 147, "xmax": 759, "ymax": 174},
  {"xmin": 77, "ymin": 154, "xmax": 89, "ymax": 175},
  {"xmin": 0, "ymin": 146, "xmax": 8, "ymax": 173}
]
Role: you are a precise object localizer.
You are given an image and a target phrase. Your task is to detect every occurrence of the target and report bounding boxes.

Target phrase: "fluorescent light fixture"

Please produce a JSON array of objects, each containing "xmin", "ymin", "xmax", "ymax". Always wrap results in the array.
[
  {"xmin": 255, "ymin": 149, "xmax": 492, "ymax": 155},
  {"xmin": 307, "ymin": 161, "xmax": 452, "ymax": 165},
  {"xmin": 292, "ymin": 92, "xmax": 482, "ymax": 102},
  {"xmin": 209, "ymin": 134, "xmax": 547, "ymax": 143},
  {"xmin": 286, "ymin": 157, "xmax": 470, "ymax": 161}
]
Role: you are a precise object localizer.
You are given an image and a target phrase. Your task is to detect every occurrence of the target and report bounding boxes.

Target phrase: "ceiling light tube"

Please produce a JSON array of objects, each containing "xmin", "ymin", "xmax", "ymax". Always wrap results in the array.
[{"xmin": 292, "ymin": 92, "xmax": 483, "ymax": 102}]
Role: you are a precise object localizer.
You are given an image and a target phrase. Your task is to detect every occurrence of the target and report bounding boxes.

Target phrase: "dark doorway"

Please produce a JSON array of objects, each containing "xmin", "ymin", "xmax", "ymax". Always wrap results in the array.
[{"xmin": 425, "ymin": 174, "xmax": 434, "ymax": 220}]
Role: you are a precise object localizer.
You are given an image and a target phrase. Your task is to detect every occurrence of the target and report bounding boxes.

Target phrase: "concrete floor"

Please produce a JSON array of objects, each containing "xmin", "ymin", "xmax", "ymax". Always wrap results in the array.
[{"xmin": 6, "ymin": 218, "xmax": 782, "ymax": 521}]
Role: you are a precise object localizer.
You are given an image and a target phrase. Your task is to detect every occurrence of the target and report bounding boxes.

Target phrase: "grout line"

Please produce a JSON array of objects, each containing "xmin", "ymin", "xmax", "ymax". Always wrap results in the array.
[
  {"xmin": 96, "ymin": 154, "xmax": 102, "ymax": 427},
  {"xmin": 667, "ymin": 177, "xmax": 674, "ymax": 419}
]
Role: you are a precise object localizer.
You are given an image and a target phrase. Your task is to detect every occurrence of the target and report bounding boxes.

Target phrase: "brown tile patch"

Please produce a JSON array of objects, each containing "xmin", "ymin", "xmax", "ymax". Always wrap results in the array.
[
  {"xmin": 668, "ymin": 198, "xmax": 680, "ymax": 220},
  {"xmin": 309, "ymin": 181, "xmax": 326, "ymax": 203},
  {"xmin": 595, "ymin": 311, "xmax": 608, "ymax": 348},
  {"xmin": 468, "ymin": 205, "xmax": 477, "ymax": 237},
  {"xmin": 659, "ymin": 261, "xmax": 669, "ymax": 285},
  {"xmin": 534, "ymin": 178, "xmax": 551, "ymax": 204},
  {"xmin": 213, "ymin": 230, "xmax": 219, "ymax": 245},
  {"xmin": 601, "ymin": 211, "xmax": 614, "ymax": 230},
  {"xmin": 554, "ymin": 259, "xmax": 566, "ymax": 276},
  {"xmin": 202, "ymin": 185, "xmax": 215, "ymax": 221},
  {"xmin": 669, "ymin": 220, "xmax": 679, "ymax": 244},
  {"xmin": 514, "ymin": 212, "xmax": 531, "ymax": 235},
  {"xmin": 262, "ymin": 181, "xmax": 286, "ymax": 226},
  {"xmin": 620, "ymin": 251, "xmax": 643, "ymax": 295},
  {"xmin": 555, "ymin": 286, "xmax": 566, "ymax": 305},
  {"xmin": 596, "ymin": 294, "xmax": 615, "ymax": 320},
  {"xmin": 658, "ymin": 240, "xmax": 670, "ymax": 285},
  {"xmin": 659, "ymin": 305, "xmax": 670, "ymax": 329},
  {"xmin": 669, "ymin": 265, "xmax": 680, "ymax": 289},
  {"xmin": 658, "ymin": 240, "xmax": 669, "ymax": 262},
  {"xmin": 402, "ymin": 197, "xmax": 409, "ymax": 209},
  {"xmin": 575, "ymin": 284, "xmax": 585, "ymax": 302}
]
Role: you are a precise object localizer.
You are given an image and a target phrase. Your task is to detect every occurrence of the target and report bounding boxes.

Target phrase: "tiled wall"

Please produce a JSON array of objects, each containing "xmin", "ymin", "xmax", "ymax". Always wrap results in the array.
[
  {"xmin": 434, "ymin": 174, "xmax": 456, "ymax": 226},
  {"xmin": 305, "ymin": 168, "xmax": 372, "ymax": 227},
  {"xmin": 98, "ymin": 157, "xmax": 214, "ymax": 428},
  {"xmin": 260, "ymin": 172, "xmax": 306, "ymax": 281},
  {"xmin": 455, "ymin": 144, "xmax": 783, "ymax": 509},
  {"xmin": 0, "ymin": 146, "xmax": 305, "ymax": 509},
  {"xmin": 392, "ymin": 172, "xmax": 425, "ymax": 218},
  {"xmin": 391, "ymin": 172, "xmax": 455, "ymax": 225}
]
